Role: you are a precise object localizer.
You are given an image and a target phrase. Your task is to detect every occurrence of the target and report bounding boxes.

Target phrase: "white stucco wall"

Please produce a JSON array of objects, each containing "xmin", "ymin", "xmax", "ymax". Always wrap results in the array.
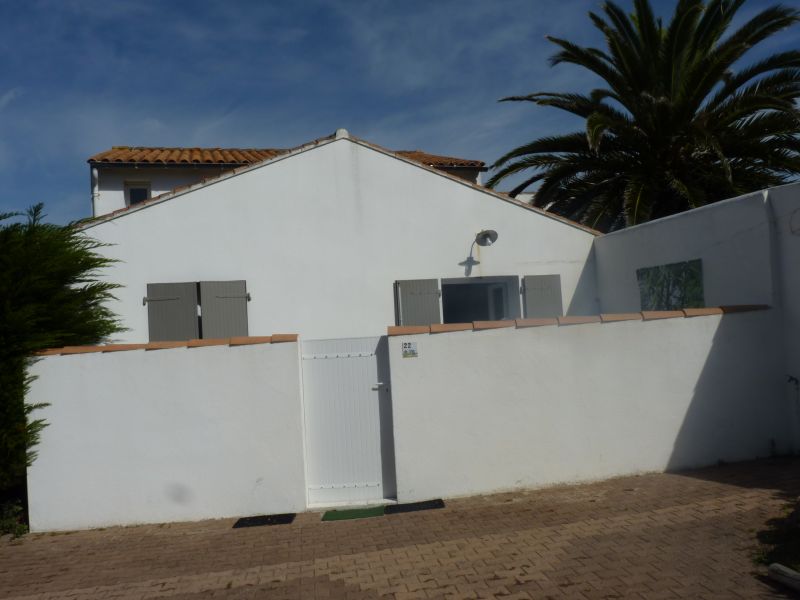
[
  {"xmin": 591, "ymin": 182, "xmax": 800, "ymax": 404},
  {"xmin": 26, "ymin": 342, "xmax": 306, "ymax": 531},
  {"xmin": 593, "ymin": 190, "xmax": 775, "ymax": 313},
  {"xmin": 84, "ymin": 138, "xmax": 599, "ymax": 342},
  {"xmin": 93, "ymin": 166, "xmax": 233, "ymax": 216},
  {"xmin": 388, "ymin": 311, "xmax": 798, "ymax": 503},
  {"xmin": 766, "ymin": 184, "xmax": 800, "ymax": 384}
]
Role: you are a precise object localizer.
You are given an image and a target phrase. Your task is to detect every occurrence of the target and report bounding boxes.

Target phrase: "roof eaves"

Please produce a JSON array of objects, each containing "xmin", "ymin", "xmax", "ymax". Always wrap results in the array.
[
  {"xmin": 442, "ymin": 164, "xmax": 489, "ymax": 172},
  {"xmin": 88, "ymin": 160, "xmax": 253, "ymax": 167}
]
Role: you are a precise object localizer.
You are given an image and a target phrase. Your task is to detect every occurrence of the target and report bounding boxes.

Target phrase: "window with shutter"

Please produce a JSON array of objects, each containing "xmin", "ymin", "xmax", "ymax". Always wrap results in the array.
[
  {"xmin": 198, "ymin": 280, "xmax": 249, "ymax": 338},
  {"xmin": 522, "ymin": 275, "xmax": 563, "ymax": 318},
  {"xmin": 145, "ymin": 280, "xmax": 250, "ymax": 341},
  {"xmin": 441, "ymin": 276, "xmax": 521, "ymax": 323},
  {"xmin": 394, "ymin": 279, "xmax": 441, "ymax": 326},
  {"xmin": 145, "ymin": 282, "xmax": 199, "ymax": 341}
]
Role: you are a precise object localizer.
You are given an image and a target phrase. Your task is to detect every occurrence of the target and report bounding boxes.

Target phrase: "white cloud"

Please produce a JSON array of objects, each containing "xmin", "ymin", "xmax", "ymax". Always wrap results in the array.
[{"xmin": 0, "ymin": 87, "xmax": 21, "ymax": 111}]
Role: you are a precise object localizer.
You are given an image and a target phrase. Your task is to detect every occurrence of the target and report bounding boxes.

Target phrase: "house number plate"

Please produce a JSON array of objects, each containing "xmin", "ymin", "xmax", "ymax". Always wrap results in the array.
[{"xmin": 401, "ymin": 341, "xmax": 418, "ymax": 358}]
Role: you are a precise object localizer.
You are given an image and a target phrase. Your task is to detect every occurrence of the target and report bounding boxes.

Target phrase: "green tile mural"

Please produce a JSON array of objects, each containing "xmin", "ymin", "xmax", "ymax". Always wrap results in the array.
[{"xmin": 637, "ymin": 259, "xmax": 704, "ymax": 311}]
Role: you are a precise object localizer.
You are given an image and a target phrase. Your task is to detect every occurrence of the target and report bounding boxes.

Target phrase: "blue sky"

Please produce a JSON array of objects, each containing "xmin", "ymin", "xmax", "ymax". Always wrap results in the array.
[{"xmin": 0, "ymin": 0, "xmax": 796, "ymax": 223}]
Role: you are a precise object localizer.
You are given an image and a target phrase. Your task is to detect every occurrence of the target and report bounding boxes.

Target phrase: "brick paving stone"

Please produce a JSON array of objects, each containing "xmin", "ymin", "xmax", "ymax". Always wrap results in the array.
[{"xmin": 1, "ymin": 457, "xmax": 799, "ymax": 599}]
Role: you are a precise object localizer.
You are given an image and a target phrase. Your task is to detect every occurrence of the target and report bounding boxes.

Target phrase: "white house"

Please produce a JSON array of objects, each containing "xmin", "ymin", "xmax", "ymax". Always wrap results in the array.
[
  {"xmin": 24, "ymin": 129, "xmax": 800, "ymax": 531},
  {"xmin": 82, "ymin": 129, "xmax": 600, "ymax": 342}
]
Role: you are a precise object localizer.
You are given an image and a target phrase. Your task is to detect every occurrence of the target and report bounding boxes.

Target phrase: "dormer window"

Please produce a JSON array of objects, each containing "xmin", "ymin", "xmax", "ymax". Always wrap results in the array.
[{"xmin": 125, "ymin": 181, "xmax": 151, "ymax": 206}]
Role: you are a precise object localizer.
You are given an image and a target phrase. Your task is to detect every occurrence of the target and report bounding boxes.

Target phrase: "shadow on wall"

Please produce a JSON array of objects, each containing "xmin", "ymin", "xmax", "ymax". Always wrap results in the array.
[
  {"xmin": 376, "ymin": 336, "xmax": 398, "ymax": 500},
  {"xmin": 666, "ymin": 311, "xmax": 799, "ymax": 474},
  {"xmin": 566, "ymin": 245, "xmax": 601, "ymax": 316}
]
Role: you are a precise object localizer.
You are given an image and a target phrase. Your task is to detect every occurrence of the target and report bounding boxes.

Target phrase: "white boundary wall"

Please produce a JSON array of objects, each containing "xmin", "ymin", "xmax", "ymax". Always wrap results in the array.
[
  {"xmin": 27, "ymin": 342, "xmax": 306, "ymax": 532},
  {"xmin": 767, "ymin": 184, "xmax": 800, "ymax": 387},
  {"xmin": 594, "ymin": 190, "xmax": 775, "ymax": 313},
  {"xmin": 388, "ymin": 311, "xmax": 800, "ymax": 503}
]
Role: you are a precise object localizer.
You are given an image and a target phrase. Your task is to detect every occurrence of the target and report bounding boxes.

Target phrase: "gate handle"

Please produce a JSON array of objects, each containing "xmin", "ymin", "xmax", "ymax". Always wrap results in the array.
[{"xmin": 371, "ymin": 382, "xmax": 385, "ymax": 391}]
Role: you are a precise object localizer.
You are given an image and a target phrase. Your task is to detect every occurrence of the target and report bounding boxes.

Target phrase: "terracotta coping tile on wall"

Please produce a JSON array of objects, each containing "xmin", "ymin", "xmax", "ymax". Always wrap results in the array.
[
  {"xmin": 229, "ymin": 336, "xmax": 273, "ymax": 346},
  {"xmin": 558, "ymin": 316, "xmax": 601, "ymax": 326},
  {"xmin": 683, "ymin": 307, "xmax": 724, "ymax": 317},
  {"xmin": 600, "ymin": 313, "xmax": 643, "ymax": 323},
  {"xmin": 641, "ymin": 310, "xmax": 685, "ymax": 320},
  {"xmin": 186, "ymin": 338, "xmax": 230, "ymax": 348},
  {"xmin": 473, "ymin": 320, "xmax": 516, "ymax": 330},
  {"xmin": 36, "ymin": 348, "xmax": 64, "ymax": 356},
  {"xmin": 101, "ymin": 344, "xmax": 149, "ymax": 352},
  {"xmin": 515, "ymin": 318, "xmax": 558, "ymax": 328},
  {"xmin": 59, "ymin": 346, "xmax": 106, "ymax": 355},
  {"xmin": 430, "ymin": 323, "xmax": 473, "ymax": 333},
  {"xmin": 144, "ymin": 341, "xmax": 188, "ymax": 351},
  {"xmin": 720, "ymin": 304, "xmax": 770, "ymax": 313},
  {"xmin": 387, "ymin": 325, "xmax": 431, "ymax": 336},
  {"xmin": 271, "ymin": 334, "xmax": 299, "ymax": 343}
]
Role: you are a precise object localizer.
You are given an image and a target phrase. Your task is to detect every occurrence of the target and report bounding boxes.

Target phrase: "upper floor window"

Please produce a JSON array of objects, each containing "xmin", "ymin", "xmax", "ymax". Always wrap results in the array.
[{"xmin": 125, "ymin": 181, "xmax": 151, "ymax": 206}]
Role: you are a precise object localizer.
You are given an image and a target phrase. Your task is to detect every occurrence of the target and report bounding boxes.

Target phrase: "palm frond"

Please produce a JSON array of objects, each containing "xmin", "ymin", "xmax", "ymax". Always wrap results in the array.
[{"xmin": 490, "ymin": 0, "xmax": 800, "ymax": 231}]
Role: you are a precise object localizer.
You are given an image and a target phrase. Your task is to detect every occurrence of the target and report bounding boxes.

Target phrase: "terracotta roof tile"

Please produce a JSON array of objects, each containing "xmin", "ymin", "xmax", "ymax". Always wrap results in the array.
[
  {"xmin": 395, "ymin": 150, "xmax": 485, "ymax": 168},
  {"xmin": 380, "ymin": 305, "xmax": 770, "ymax": 338},
  {"xmin": 515, "ymin": 318, "xmax": 558, "ymax": 328},
  {"xmin": 187, "ymin": 338, "xmax": 231, "ymax": 347},
  {"xmin": 683, "ymin": 307, "xmax": 724, "ymax": 317},
  {"xmin": 558, "ymin": 315, "xmax": 601, "ymax": 325},
  {"xmin": 36, "ymin": 335, "xmax": 298, "ymax": 356},
  {"xmin": 641, "ymin": 310, "xmax": 685, "ymax": 321},
  {"xmin": 473, "ymin": 320, "xmax": 516, "ymax": 330},
  {"xmin": 89, "ymin": 146, "xmax": 283, "ymax": 165},
  {"xmin": 88, "ymin": 146, "xmax": 484, "ymax": 169},
  {"xmin": 430, "ymin": 323, "xmax": 474, "ymax": 333},
  {"xmin": 600, "ymin": 313, "xmax": 643, "ymax": 322},
  {"xmin": 387, "ymin": 325, "xmax": 431, "ymax": 336},
  {"xmin": 271, "ymin": 333, "xmax": 299, "ymax": 343}
]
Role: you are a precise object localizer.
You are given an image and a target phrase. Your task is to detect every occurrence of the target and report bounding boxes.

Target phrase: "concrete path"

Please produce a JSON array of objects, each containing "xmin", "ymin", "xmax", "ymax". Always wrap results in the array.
[{"xmin": 2, "ymin": 458, "xmax": 798, "ymax": 599}]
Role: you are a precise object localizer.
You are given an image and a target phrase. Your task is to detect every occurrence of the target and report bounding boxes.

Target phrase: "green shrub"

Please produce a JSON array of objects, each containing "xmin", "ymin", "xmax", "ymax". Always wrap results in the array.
[
  {"xmin": 0, "ymin": 205, "xmax": 123, "ymax": 522},
  {"xmin": 0, "ymin": 501, "xmax": 27, "ymax": 538},
  {"xmin": 757, "ymin": 499, "xmax": 800, "ymax": 571}
]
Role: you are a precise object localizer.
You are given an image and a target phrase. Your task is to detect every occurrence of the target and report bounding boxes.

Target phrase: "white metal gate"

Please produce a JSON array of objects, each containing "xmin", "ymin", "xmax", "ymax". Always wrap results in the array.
[{"xmin": 301, "ymin": 336, "xmax": 397, "ymax": 506}]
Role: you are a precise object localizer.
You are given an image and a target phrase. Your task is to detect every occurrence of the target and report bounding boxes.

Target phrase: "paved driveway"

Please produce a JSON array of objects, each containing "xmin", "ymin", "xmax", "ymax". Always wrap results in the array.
[{"xmin": 1, "ymin": 458, "xmax": 799, "ymax": 599}]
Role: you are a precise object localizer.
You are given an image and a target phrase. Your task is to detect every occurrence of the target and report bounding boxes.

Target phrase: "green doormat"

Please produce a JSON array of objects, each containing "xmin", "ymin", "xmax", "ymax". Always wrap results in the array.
[
  {"xmin": 320, "ymin": 499, "xmax": 446, "ymax": 522},
  {"xmin": 321, "ymin": 505, "xmax": 385, "ymax": 521},
  {"xmin": 385, "ymin": 499, "xmax": 445, "ymax": 514}
]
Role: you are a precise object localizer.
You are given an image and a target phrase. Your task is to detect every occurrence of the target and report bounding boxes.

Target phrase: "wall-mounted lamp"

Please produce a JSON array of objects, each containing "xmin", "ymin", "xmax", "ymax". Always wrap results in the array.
[
  {"xmin": 459, "ymin": 229, "xmax": 500, "ymax": 276},
  {"xmin": 475, "ymin": 229, "xmax": 499, "ymax": 246}
]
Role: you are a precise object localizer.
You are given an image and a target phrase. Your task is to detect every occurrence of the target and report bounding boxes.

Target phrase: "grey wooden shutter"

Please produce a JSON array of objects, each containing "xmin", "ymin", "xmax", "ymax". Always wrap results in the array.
[
  {"xmin": 199, "ymin": 280, "xmax": 249, "ymax": 338},
  {"xmin": 522, "ymin": 275, "xmax": 563, "ymax": 318},
  {"xmin": 146, "ymin": 282, "xmax": 199, "ymax": 342},
  {"xmin": 395, "ymin": 279, "xmax": 441, "ymax": 325}
]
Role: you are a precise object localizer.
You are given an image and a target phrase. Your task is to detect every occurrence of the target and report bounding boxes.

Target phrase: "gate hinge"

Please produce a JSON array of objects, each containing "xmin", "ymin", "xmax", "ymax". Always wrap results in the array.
[
  {"xmin": 216, "ymin": 293, "xmax": 252, "ymax": 301},
  {"xmin": 142, "ymin": 296, "xmax": 179, "ymax": 305}
]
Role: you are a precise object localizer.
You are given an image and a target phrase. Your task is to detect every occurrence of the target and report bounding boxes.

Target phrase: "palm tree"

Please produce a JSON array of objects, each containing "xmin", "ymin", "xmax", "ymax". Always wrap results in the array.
[{"xmin": 487, "ymin": 0, "xmax": 800, "ymax": 232}]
